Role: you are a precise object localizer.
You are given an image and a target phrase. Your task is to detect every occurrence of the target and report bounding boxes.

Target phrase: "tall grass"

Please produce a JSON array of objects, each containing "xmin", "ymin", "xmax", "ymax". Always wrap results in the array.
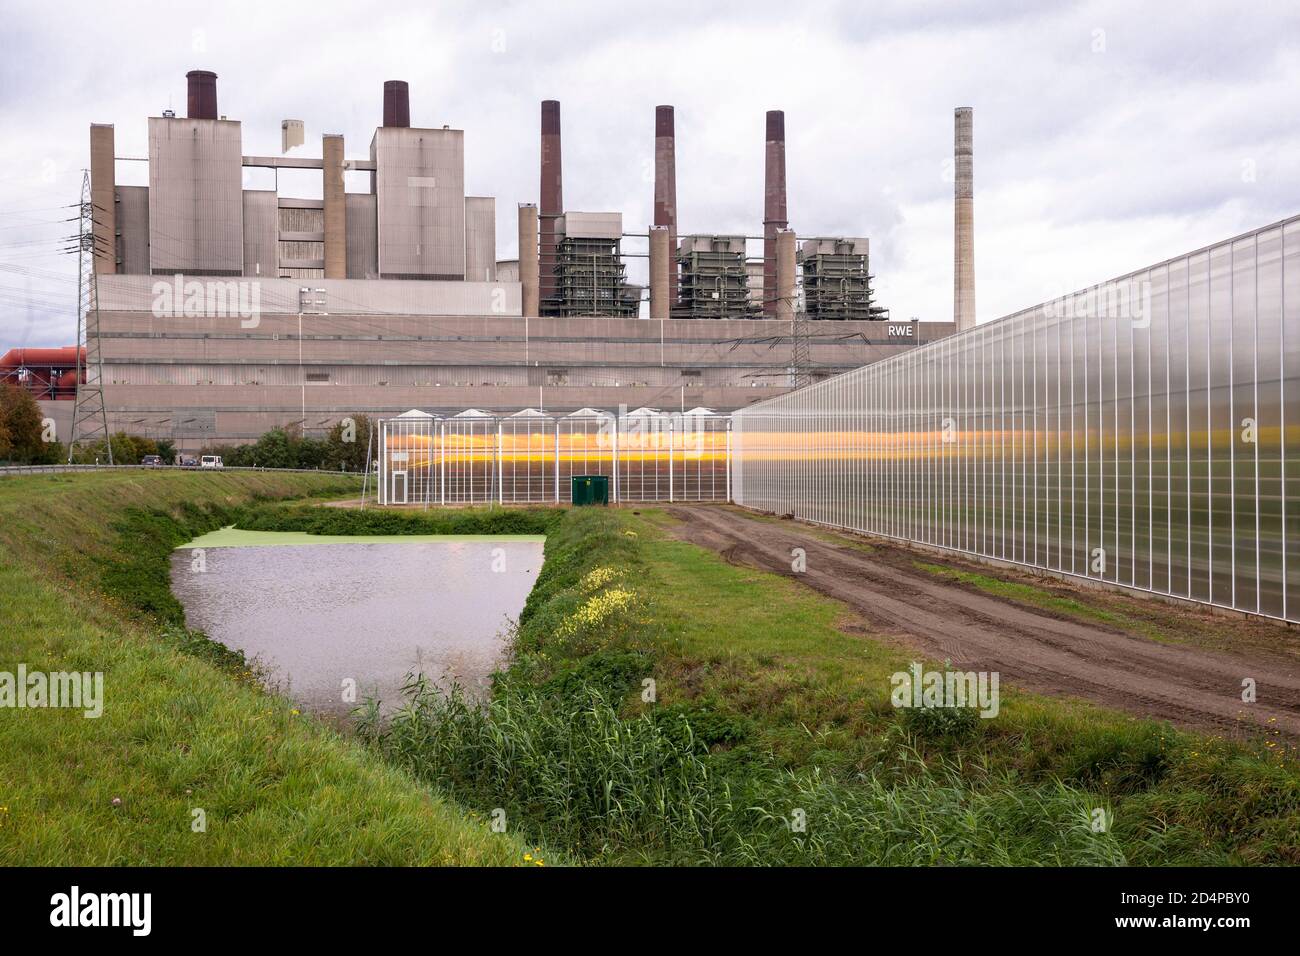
[
  {"xmin": 358, "ymin": 676, "xmax": 1127, "ymax": 865},
  {"xmin": 0, "ymin": 471, "xmax": 530, "ymax": 865},
  {"xmin": 344, "ymin": 504, "xmax": 1300, "ymax": 865}
]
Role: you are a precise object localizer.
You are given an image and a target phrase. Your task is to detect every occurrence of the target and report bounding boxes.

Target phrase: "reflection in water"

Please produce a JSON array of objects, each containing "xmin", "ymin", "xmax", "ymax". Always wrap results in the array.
[{"xmin": 170, "ymin": 538, "xmax": 543, "ymax": 718}]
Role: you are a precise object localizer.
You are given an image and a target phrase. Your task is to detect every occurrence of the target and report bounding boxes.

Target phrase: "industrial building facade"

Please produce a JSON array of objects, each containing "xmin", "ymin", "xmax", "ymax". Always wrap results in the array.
[
  {"xmin": 731, "ymin": 215, "xmax": 1300, "ymax": 624},
  {"xmin": 77, "ymin": 71, "xmax": 954, "ymax": 450}
]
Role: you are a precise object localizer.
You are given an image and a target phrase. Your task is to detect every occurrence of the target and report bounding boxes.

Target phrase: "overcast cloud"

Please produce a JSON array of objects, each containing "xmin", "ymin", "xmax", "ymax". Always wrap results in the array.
[{"xmin": 1, "ymin": 0, "xmax": 1297, "ymax": 347}]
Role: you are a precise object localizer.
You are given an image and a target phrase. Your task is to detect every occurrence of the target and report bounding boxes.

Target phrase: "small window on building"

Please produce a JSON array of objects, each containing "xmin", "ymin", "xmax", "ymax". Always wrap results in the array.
[
  {"xmin": 305, "ymin": 372, "xmax": 330, "ymax": 383},
  {"xmin": 547, "ymin": 368, "xmax": 569, "ymax": 386}
]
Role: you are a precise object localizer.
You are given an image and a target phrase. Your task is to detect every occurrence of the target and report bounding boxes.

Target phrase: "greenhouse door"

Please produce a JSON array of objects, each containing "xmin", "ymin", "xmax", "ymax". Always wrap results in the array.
[{"xmin": 391, "ymin": 470, "xmax": 408, "ymax": 504}]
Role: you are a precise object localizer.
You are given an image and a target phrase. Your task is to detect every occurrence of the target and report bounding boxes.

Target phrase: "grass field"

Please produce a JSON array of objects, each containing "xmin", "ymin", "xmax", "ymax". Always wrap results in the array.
[
  {"xmin": 4, "ymin": 471, "xmax": 1298, "ymax": 866},
  {"xmin": 0, "ymin": 471, "xmax": 533, "ymax": 865},
  {"xmin": 359, "ymin": 505, "xmax": 1300, "ymax": 865}
]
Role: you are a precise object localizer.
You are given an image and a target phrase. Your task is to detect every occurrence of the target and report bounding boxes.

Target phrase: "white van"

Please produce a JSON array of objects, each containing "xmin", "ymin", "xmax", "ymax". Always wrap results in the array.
[{"xmin": 199, "ymin": 455, "xmax": 224, "ymax": 469}]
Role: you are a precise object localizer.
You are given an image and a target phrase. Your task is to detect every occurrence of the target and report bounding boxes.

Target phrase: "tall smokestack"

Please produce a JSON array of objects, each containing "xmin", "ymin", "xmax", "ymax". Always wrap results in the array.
[
  {"xmin": 654, "ymin": 106, "xmax": 678, "ymax": 304},
  {"xmin": 954, "ymin": 107, "xmax": 976, "ymax": 331},
  {"xmin": 383, "ymin": 80, "xmax": 410, "ymax": 127},
  {"xmin": 539, "ymin": 100, "xmax": 563, "ymax": 315},
  {"xmin": 762, "ymin": 110, "xmax": 787, "ymax": 317},
  {"xmin": 186, "ymin": 70, "xmax": 218, "ymax": 120}
]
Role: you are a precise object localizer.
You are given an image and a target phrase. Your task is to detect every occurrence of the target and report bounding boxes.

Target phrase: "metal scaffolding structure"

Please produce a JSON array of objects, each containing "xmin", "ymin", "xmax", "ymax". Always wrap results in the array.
[
  {"xmin": 798, "ymin": 237, "xmax": 887, "ymax": 321},
  {"xmin": 67, "ymin": 169, "xmax": 113, "ymax": 462},
  {"xmin": 676, "ymin": 236, "xmax": 754, "ymax": 320},
  {"xmin": 552, "ymin": 236, "xmax": 638, "ymax": 317}
]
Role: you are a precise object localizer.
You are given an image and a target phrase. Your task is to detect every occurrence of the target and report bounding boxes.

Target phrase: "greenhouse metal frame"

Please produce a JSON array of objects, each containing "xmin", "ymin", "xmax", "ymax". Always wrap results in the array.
[{"xmin": 731, "ymin": 215, "xmax": 1300, "ymax": 624}]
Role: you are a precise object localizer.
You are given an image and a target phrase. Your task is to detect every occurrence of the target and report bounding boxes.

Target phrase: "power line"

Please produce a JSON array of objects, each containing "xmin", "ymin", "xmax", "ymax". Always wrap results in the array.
[{"xmin": 67, "ymin": 172, "xmax": 112, "ymax": 463}]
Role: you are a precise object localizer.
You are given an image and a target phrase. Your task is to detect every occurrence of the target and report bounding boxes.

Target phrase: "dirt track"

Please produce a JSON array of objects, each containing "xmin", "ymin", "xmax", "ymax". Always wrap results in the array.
[{"xmin": 662, "ymin": 505, "xmax": 1300, "ymax": 740}]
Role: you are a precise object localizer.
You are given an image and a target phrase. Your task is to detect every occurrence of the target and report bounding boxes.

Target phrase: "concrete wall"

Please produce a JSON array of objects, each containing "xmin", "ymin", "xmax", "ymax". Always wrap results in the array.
[
  {"xmin": 96, "ymin": 273, "xmax": 521, "ymax": 317},
  {"xmin": 90, "ymin": 124, "xmax": 116, "ymax": 275},
  {"xmin": 90, "ymin": 284, "xmax": 954, "ymax": 448},
  {"xmin": 464, "ymin": 197, "xmax": 496, "ymax": 282},
  {"xmin": 345, "ymin": 194, "xmax": 378, "ymax": 279},
  {"xmin": 116, "ymin": 186, "xmax": 150, "ymax": 276},
  {"xmin": 148, "ymin": 117, "xmax": 244, "ymax": 275},
  {"xmin": 372, "ymin": 126, "xmax": 466, "ymax": 279},
  {"xmin": 242, "ymin": 190, "xmax": 278, "ymax": 278}
]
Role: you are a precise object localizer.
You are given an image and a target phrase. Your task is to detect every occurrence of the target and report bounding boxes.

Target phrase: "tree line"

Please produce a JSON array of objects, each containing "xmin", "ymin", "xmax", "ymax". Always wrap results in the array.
[{"xmin": 0, "ymin": 383, "xmax": 373, "ymax": 472}]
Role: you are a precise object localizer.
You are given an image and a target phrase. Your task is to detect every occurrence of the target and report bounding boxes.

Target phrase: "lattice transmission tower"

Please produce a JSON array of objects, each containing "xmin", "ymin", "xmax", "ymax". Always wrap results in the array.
[
  {"xmin": 790, "ymin": 308, "xmax": 812, "ymax": 390},
  {"xmin": 67, "ymin": 169, "xmax": 112, "ymax": 463}
]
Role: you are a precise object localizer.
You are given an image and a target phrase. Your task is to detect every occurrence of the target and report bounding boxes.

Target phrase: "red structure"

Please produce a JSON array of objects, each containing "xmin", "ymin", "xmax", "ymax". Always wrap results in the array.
[
  {"xmin": 0, "ymin": 346, "xmax": 84, "ymax": 400},
  {"xmin": 186, "ymin": 70, "xmax": 218, "ymax": 120},
  {"xmin": 654, "ymin": 105, "xmax": 678, "ymax": 305},
  {"xmin": 382, "ymin": 80, "xmax": 410, "ymax": 128},
  {"xmin": 762, "ymin": 110, "xmax": 788, "ymax": 316},
  {"xmin": 539, "ymin": 99, "xmax": 563, "ymax": 314}
]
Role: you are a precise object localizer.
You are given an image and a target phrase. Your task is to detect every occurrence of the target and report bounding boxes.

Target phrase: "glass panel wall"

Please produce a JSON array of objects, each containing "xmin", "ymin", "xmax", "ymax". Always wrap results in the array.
[{"xmin": 731, "ymin": 215, "xmax": 1300, "ymax": 623}]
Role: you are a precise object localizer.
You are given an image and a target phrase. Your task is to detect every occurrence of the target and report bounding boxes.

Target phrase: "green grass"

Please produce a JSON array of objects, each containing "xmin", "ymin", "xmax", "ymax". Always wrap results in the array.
[
  {"xmin": 912, "ymin": 561, "xmax": 1184, "ymax": 644},
  {"xmin": 0, "ymin": 471, "xmax": 533, "ymax": 865},
  {"xmin": 357, "ymin": 504, "xmax": 1300, "ymax": 865},
  {"xmin": 10, "ymin": 472, "xmax": 1295, "ymax": 866}
]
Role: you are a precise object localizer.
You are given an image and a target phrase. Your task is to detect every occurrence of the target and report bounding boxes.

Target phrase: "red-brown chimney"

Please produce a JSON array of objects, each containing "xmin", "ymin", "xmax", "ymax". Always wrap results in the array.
[
  {"xmin": 655, "ymin": 105, "xmax": 678, "ymax": 304},
  {"xmin": 186, "ymin": 70, "xmax": 218, "ymax": 120},
  {"xmin": 539, "ymin": 99, "xmax": 563, "ymax": 313},
  {"xmin": 383, "ymin": 80, "xmax": 411, "ymax": 127},
  {"xmin": 762, "ymin": 110, "xmax": 788, "ymax": 317}
]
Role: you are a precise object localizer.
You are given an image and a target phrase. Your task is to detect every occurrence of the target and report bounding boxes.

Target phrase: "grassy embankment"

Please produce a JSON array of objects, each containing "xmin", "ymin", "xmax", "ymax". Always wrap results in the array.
[
  {"xmin": 346, "ymin": 505, "xmax": 1300, "ymax": 866},
  {"xmin": 0, "ymin": 470, "xmax": 549, "ymax": 865},
  {"xmin": 8, "ymin": 471, "xmax": 1296, "ymax": 866}
]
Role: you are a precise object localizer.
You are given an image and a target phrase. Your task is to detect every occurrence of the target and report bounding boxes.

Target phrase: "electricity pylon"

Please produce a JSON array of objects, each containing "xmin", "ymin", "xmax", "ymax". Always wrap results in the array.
[{"xmin": 68, "ymin": 169, "xmax": 112, "ymax": 463}]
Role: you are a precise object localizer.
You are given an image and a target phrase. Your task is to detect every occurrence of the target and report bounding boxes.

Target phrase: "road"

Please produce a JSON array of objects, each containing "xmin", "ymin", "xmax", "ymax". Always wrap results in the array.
[{"xmin": 662, "ymin": 504, "xmax": 1300, "ymax": 739}]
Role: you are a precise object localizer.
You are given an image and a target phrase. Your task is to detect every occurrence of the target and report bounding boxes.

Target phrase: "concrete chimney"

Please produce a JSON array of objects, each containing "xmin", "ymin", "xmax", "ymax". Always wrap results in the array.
[
  {"xmin": 89, "ymin": 124, "xmax": 116, "ymax": 275},
  {"xmin": 775, "ymin": 229, "xmax": 797, "ymax": 320},
  {"xmin": 539, "ymin": 100, "xmax": 563, "ymax": 314},
  {"xmin": 322, "ymin": 134, "xmax": 347, "ymax": 279},
  {"xmin": 518, "ymin": 203, "xmax": 540, "ymax": 318},
  {"xmin": 383, "ymin": 80, "xmax": 410, "ymax": 127},
  {"xmin": 654, "ymin": 106, "xmax": 678, "ymax": 304},
  {"xmin": 763, "ymin": 110, "xmax": 788, "ymax": 317},
  {"xmin": 186, "ymin": 70, "xmax": 218, "ymax": 120},
  {"xmin": 954, "ymin": 107, "xmax": 976, "ymax": 331},
  {"xmin": 649, "ymin": 226, "xmax": 671, "ymax": 320}
]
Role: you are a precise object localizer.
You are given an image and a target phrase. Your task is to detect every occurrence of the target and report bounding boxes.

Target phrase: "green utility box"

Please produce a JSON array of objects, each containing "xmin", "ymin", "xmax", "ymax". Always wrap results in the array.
[{"xmin": 571, "ymin": 474, "xmax": 610, "ymax": 506}]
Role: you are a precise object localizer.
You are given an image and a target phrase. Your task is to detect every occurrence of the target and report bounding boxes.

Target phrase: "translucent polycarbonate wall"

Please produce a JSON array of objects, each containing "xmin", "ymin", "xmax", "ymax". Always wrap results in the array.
[
  {"xmin": 732, "ymin": 216, "xmax": 1300, "ymax": 623},
  {"xmin": 378, "ymin": 414, "xmax": 730, "ymax": 505}
]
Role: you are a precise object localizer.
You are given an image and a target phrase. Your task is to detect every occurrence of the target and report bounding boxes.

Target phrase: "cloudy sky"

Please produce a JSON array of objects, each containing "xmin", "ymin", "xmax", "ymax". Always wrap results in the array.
[{"xmin": 2, "ymin": 0, "xmax": 1297, "ymax": 347}]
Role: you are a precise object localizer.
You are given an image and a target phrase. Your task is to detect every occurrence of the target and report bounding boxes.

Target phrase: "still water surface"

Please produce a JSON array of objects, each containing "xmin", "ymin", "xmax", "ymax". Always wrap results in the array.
[{"xmin": 171, "ymin": 529, "xmax": 544, "ymax": 718}]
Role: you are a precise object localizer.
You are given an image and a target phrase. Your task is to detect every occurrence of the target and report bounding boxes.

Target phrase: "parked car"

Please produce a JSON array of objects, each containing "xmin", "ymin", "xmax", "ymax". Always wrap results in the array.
[
  {"xmin": 141, "ymin": 454, "xmax": 163, "ymax": 467},
  {"xmin": 199, "ymin": 455, "xmax": 224, "ymax": 469},
  {"xmin": 179, "ymin": 455, "xmax": 198, "ymax": 468}
]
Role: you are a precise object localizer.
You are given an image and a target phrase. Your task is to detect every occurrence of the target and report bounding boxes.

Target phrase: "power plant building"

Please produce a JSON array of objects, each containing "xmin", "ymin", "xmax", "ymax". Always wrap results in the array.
[{"xmin": 77, "ymin": 71, "xmax": 955, "ymax": 450}]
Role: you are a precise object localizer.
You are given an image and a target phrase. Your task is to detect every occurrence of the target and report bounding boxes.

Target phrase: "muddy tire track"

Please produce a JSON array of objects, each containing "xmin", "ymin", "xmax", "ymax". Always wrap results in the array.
[{"xmin": 661, "ymin": 505, "xmax": 1300, "ymax": 739}]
